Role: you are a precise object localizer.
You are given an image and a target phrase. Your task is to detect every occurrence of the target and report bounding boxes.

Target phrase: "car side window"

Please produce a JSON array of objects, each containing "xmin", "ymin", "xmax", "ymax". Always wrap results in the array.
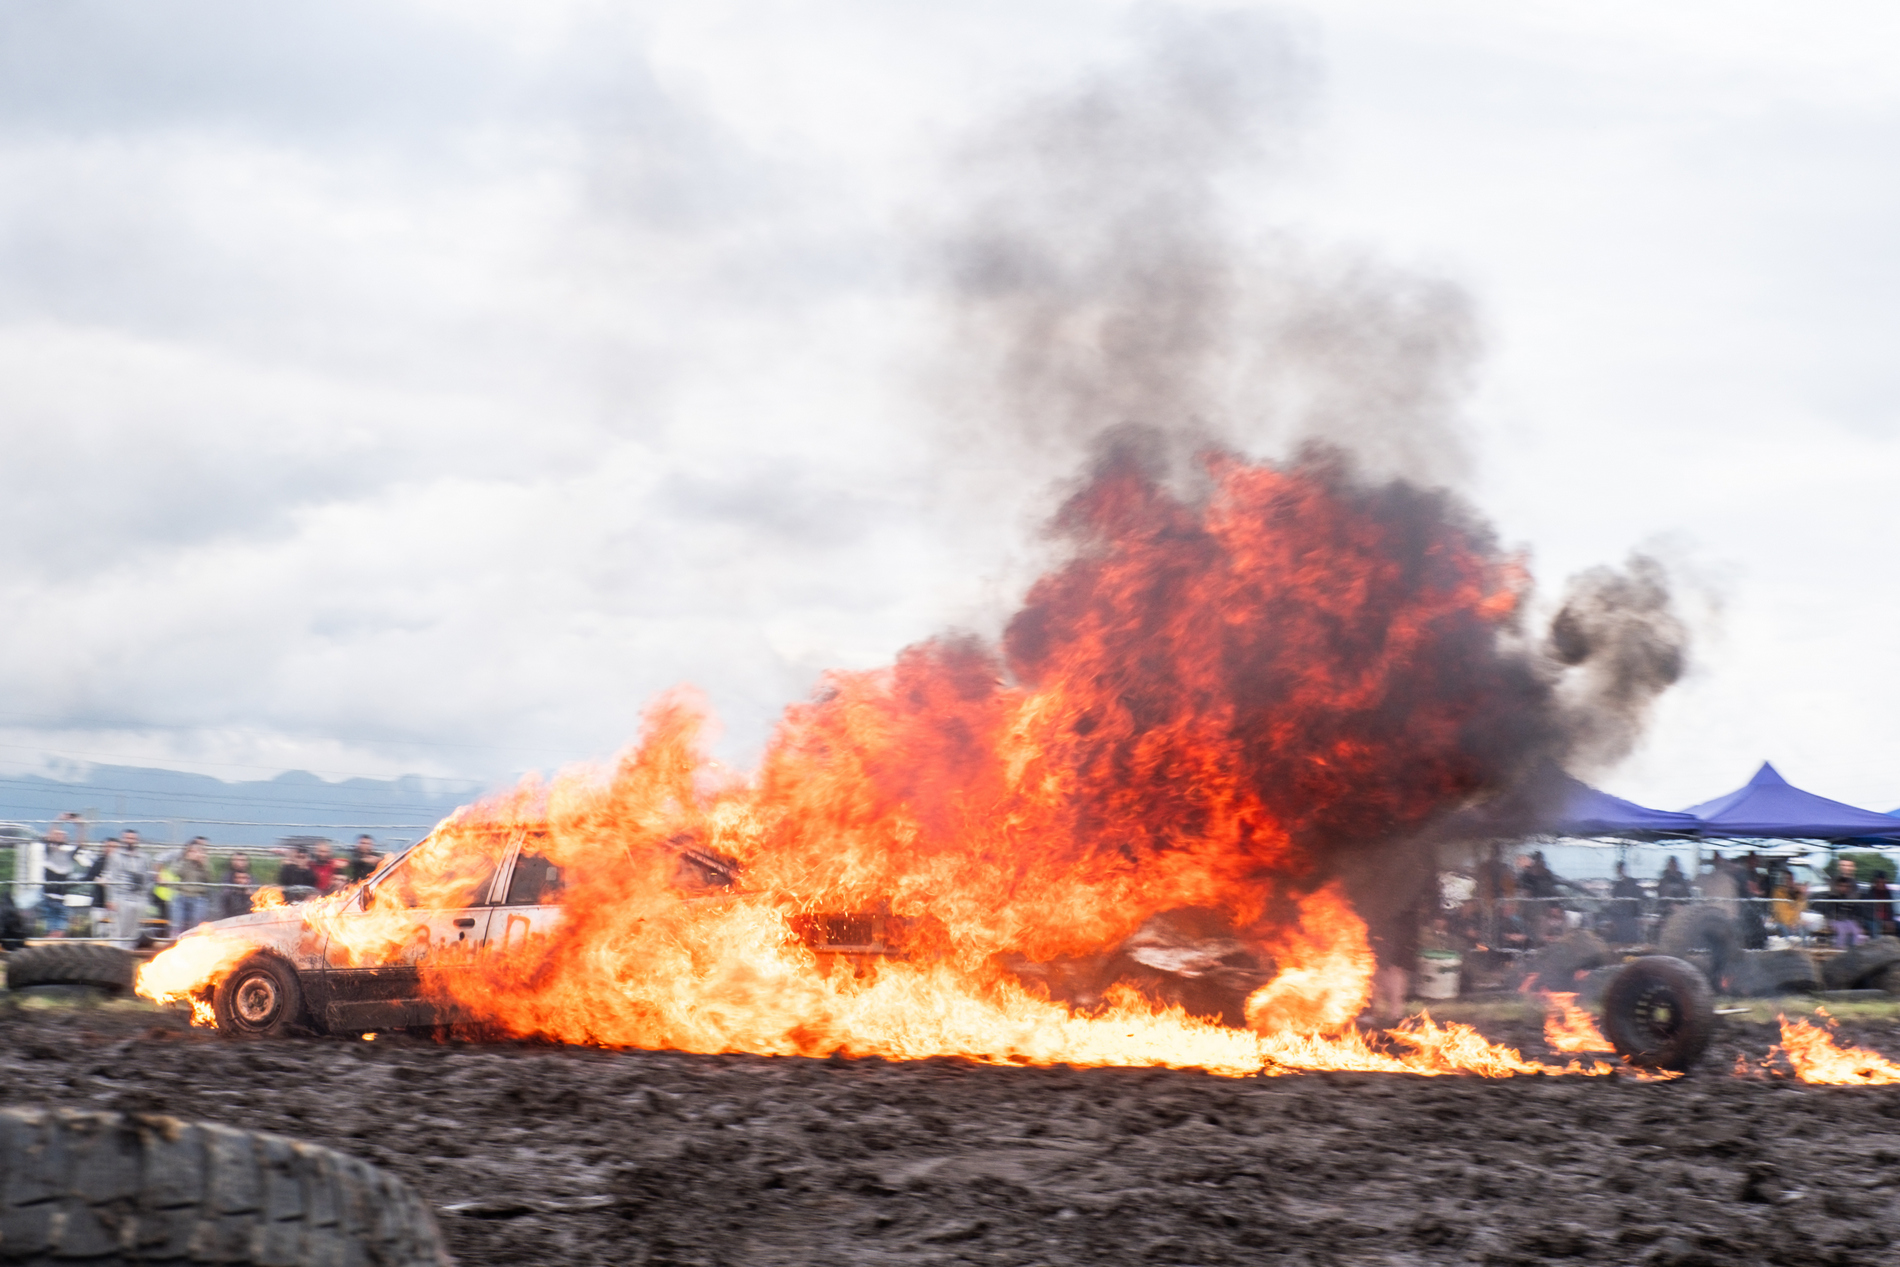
[
  {"xmin": 375, "ymin": 842, "xmax": 500, "ymax": 910},
  {"xmin": 505, "ymin": 851, "xmax": 564, "ymax": 906}
]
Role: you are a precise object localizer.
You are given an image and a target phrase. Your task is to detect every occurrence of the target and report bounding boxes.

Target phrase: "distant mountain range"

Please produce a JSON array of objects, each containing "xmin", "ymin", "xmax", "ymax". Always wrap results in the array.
[{"xmin": 0, "ymin": 764, "xmax": 488, "ymax": 849}]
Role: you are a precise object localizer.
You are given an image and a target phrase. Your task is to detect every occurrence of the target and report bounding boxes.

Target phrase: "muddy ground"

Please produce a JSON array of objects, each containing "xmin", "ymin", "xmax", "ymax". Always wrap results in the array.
[{"xmin": 4, "ymin": 995, "xmax": 1900, "ymax": 1266}]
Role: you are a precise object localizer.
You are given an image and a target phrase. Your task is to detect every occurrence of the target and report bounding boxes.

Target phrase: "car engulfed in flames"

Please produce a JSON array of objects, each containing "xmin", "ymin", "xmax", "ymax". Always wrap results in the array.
[
  {"xmin": 141, "ymin": 819, "xmax": 1667, "ymax": 1078},
  {"xmin": 136, "ymin": 450, "xmax": 1710, "ymax": 1079}
]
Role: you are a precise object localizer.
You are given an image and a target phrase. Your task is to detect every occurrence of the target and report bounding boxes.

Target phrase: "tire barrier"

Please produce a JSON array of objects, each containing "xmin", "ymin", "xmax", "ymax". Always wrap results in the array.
[
  {"xmin": 3, "ymin": 944, "xmax": 138, "ymax": 995},
  {"xmin": 0, "ymin": 1106, "xmax": 450, "ymax": 1266}
]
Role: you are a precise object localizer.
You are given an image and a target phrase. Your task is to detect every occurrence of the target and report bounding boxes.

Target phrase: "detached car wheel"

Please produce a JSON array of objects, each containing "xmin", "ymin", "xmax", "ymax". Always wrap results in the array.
[
  {"xmin": 212, "ymin": 953, "xmax": 304, "ymax": 1037},
  {"xmin": 1602, "ymin": 955, "xmax": 1714, "ymax": 1072},
  {"xmin": 3, "ymin": 943, "xmax": 137, "ymax": 994}
]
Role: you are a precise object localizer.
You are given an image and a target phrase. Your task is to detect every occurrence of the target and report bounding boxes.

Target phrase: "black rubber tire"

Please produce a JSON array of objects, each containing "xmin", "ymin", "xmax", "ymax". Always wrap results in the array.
[
  {"xmin": 1658, "ymin": 905, "xmax": 1742, "ymax": 989},
  {"xmin": 1521, "ymin": 930, "xmax": 1613, "ymax": 990},
  {"xmin": 1820, "ymin": 937, "xmax": 1900, "ymax": 990},
  {"xmin": 1602, "ymin": 955, "xmax": 1716, "ymax": 1072},
  {"xmin": 3, "ymin": 943, "xmax": 137, "ymax": 994},
  {"xmin": 211, "ymin": 953, "xmax": 305, "ymax": 1038},
  {"xmin": 1728, "ymin": 947, "xmax": 1821, "ymax": 997},
  {"xmin": 0, "ymin": 1105, "xmax": 448, "ymax": 1266}
]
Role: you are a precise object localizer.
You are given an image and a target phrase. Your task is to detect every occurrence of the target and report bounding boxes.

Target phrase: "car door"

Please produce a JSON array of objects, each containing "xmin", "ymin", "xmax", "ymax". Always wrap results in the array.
[
  {"xmin": 320, "ymin": 831, "xmax": 512, "ymax": 1033},
  {"xmin": 489, "ymin": 832, "xmax": 566, "ymax": 959}
]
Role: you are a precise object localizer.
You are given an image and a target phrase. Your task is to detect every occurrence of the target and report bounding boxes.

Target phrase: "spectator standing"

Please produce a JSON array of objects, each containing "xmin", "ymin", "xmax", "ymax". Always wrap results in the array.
[
  {"xmin": 309, "ymin": 842, "xmax": 339, "ymax": 894},
  {"xmin": 13, "ymin": 828, "xmax": 45, "ymax": 931},
  {"xmin": 171, "ymin": 839, "xmax": 213, "ymax": 935},
  {"xmin": 1770, "ymin": 863, "xmax": 1806, "ymax": 938},
  {"xmin": 1656, "ymin": 857, "xmax": 1692, "ymax": 913},
  {"xmin": 151, "ymin": 844, "xmax": 178, "ymax": 932},
  {"xmin": 221, "ymin": 854, "xmax": 256, "ymax": 918},
  {"xmin": 1608, "ymin": 863, "xmax": 1644, "ymax": 944},
  {"xmin": 276, "ymin": 845, "xmax": 318, "ymax": 892},
  {"xmin": 1867, "ymin": 871, "xmax": 1896, "ymax": 937},
  {"xmin": 1698, "ymin": 851, "xmax": 1740, "ymax": 902},
  {"xmin": 102, "ymin": 832, "xmax": 152, "ymax": 947},
  {"xmin": 346, "ymin": 835, "xmax": 383, "ymax": 883},
  {"xmin": 1518, "ymin": 851, "xmax": 1561, "ymax": 946},
  {"xmin": 39, "ymin": 826, "xmax": 75, "ymax": 936},
  {"xmin": 83, "ymin": 838, "xmax": 115, "ymax": 917},
  {"xmin": 1823, "ymin": 860, "xmax": 1864, "ymax": 949},
  {"xmin": 1738, "ymin": 871, "xmax": 1770, "ymax": 949}
]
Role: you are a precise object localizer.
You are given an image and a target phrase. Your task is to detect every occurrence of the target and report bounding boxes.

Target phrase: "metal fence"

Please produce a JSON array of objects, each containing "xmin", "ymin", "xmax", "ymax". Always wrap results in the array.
[
  {"xmin": 4, "ymin": 822, "xmax": 423, "ymax": 946},
  {"xmin": 1462, "ymin": 891, "xmax": 1895, "ymax": 953}
]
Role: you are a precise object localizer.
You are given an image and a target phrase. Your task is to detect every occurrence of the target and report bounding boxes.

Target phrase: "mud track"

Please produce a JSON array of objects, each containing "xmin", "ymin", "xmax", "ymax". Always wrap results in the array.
[{"xmin": 4, "ymin": 999, "xmax": 1899, "ymax": 1265}]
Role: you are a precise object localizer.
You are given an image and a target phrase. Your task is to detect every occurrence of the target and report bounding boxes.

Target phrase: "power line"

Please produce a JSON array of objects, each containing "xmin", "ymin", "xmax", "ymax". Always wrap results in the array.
[
  {"xmin": 0, "ymin": 779, "xmax": 472, "ymax": 818},
  {"xmin": 0, "ymin": 739, "xmax": 485, "ymax": 783},
  {"xmin": 0, "ymin": 824, "xmax": 440, "ymax": 832}
]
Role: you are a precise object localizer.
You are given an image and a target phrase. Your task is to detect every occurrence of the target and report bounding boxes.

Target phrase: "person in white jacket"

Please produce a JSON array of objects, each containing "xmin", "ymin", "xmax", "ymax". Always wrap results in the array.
[{"xmin": 101, "ymin": 832, "xmax": 152, "ymax": 947}]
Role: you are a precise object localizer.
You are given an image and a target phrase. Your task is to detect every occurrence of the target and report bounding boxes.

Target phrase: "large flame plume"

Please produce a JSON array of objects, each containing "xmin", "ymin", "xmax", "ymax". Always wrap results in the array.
[{"xmin": 142, "ymin": 452, "xmax": 1634, "ymax": 1077}]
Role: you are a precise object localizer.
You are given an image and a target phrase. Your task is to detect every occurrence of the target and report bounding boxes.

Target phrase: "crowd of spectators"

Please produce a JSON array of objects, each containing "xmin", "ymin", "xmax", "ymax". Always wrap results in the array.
[
  {"xmin": 5, "ymin": 819, "xmax": 388, "ymax": 947},
  {"xmin": 1426, "ymin": 847, "xmax": 1900, "ymax": 957}
]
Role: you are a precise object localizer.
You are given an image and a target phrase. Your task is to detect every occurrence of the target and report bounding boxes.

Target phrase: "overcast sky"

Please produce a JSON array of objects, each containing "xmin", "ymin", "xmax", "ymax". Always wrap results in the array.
[{"xmin": 0, "ymin": 0, "xmax": 1895, "ymax": 813}]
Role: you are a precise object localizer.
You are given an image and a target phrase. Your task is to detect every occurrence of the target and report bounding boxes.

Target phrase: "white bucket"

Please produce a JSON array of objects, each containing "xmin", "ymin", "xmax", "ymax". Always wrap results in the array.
[{"xmin": 1415, "ymin": 952, "xmax": 1462, "ymax": 1000}]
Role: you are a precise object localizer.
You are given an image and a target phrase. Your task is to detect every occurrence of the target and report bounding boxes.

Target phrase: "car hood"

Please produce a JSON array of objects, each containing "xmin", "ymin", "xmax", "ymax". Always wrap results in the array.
[
  {"xmin": 187, "ymin": 907, "xmax": 312, "ymax": 936},
  {"xmin": 177, "ymin": 904, "xmax": 329, "ymax": 968}
]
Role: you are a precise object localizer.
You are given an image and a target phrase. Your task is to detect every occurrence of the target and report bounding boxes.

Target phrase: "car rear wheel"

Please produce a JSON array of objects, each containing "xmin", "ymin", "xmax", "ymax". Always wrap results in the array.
[{"xmin": 212, "ymin": 954, "xmax": 304, "ymax": 1037}]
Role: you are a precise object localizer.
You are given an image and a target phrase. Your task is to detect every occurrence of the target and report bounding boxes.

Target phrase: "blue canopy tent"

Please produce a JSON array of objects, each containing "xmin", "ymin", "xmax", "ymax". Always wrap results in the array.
[
  {"xmin": 1685, "ymin": 762, "xmax": 1900, "ymax": 841},
  {"xmin": 1548, "ymin": 773, "xmax": 1700, "ymax": 840}
]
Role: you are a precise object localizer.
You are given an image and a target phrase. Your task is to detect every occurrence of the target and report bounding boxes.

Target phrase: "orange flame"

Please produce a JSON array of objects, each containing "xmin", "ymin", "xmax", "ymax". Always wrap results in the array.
[
  {"xmin": 1541, "ymin": 992, "xmax": 1613, "ymax": 1054},
  {"xmin": 141, "ymin": 456, "xmax": 1630, "ymax": 1080},
  {"xmin": 1773, "ymin": 1010, "xmax": 1900, "ymax": 1085},
  {"xmin": 251, "ymin": 886, "xmax": 286, "ymax": 911},
  {"xmin": 136, "ymin": 929, "xmax": 256, "ymax": 1024},
  {"xmin": 1243, "ymin": 885, "xmax": 1374, "ymax": 1034}
]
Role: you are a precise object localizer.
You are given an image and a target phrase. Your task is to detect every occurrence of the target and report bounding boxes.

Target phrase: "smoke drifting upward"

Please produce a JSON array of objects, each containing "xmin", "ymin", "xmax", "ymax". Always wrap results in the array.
[
  {"xmin": 1547, "ymin": 555, "xmax": 1689, "ymax": 774},
  {"xmin": 932, "ymin": 9, "xmax": 1691, "ymax": 801},
  {"xmin": 935, "ymin": 10, "xmax": 1479, "ymax": 492}
]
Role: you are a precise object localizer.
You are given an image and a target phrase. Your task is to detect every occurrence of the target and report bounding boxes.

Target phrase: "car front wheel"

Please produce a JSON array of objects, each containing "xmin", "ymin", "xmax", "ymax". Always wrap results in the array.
[{"xmin": 212, "ymin": 954, "xmax": 305, "ymax": 1037}]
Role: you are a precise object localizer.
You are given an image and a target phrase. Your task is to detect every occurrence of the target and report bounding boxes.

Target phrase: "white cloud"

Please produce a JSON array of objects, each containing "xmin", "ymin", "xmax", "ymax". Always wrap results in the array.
[{"xmin": 0, "ymin": 0, "xmax": 1894, "ymax": 818}]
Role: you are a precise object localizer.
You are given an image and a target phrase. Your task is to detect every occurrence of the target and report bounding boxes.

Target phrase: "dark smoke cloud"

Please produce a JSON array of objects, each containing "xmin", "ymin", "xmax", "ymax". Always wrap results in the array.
[
  {"xmin": 930, "ymin": 8, "xmax": 1691, "ymax": 792},
  {"xmin": 932, "ymin": 9, "xmax": 1480, "ymax": 493},
  {"xmin": 1547, "ymin": 554, "xmax": 1690, "ymax": 774}
]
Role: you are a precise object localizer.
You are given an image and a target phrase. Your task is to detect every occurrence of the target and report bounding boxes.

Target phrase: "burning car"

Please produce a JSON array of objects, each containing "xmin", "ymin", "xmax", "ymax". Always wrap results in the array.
[
  {"xmin": 146, "ymin": 824, "xmax": 588, "ymax": 1036},
  {"xmin": 140, "ymin": 814, "xmax": 1717, "ymax": 1075},
  {"xmin": 146, "ymin": 821, "xmax": 1243, "ymax": 1039},
  {"xmin": 133, "ymin": 453, "xmax": 1733, "ymax": 1078}
]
